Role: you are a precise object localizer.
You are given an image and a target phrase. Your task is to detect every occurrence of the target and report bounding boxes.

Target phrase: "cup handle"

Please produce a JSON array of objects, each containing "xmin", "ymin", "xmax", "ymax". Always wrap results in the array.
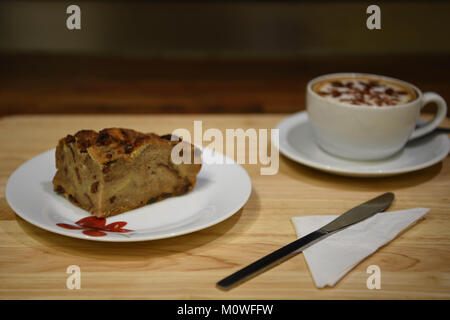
[{"xmin": 409, "ymin": 92, "xmax": 447, "ymax": 140}]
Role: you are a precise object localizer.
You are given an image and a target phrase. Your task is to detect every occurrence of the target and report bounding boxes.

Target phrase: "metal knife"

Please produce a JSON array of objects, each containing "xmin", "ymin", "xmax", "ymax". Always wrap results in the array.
[{"xmin": 216, "ymin": 192, "xmax": 395, "ymax": 291}]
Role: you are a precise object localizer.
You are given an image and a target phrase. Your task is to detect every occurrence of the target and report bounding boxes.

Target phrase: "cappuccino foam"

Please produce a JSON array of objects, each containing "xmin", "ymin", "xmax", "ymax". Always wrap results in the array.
[{"xmin": 312, "ymin": 76, "xmax": 418, "ymax": 106}]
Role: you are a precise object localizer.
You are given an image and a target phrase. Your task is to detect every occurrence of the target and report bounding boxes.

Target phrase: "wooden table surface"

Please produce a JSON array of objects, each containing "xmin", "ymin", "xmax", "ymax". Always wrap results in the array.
[{"xmin": 0, "ymin": 114, "xmax": 449, "ymax": 299}]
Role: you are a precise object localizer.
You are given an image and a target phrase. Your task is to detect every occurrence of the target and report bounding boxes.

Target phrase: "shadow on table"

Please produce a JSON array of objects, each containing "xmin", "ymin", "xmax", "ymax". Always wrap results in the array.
[
  {"xmin": 14, "ymin": 189, "xmax": 261, "ymax": 267},
  {"xmin": 280, "ymin": 155, "xmax": 444, "ymax": 191}
]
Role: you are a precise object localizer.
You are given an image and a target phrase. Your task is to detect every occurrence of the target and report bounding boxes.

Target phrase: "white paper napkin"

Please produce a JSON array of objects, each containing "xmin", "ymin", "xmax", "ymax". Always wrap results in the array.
[{"xmin": 291, "ymin": 208, "xmax": 429, "ymax": 288}]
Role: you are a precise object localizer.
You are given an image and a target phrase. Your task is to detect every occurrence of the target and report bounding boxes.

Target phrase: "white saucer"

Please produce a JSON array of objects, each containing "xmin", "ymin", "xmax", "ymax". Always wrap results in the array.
[
  {"xmin": 273, "ymin": 111, "xmax": 449, "ymax": 177},
  {"xmin": 5, "ymin": 148, "xmax": 252, "ymax": 242}
]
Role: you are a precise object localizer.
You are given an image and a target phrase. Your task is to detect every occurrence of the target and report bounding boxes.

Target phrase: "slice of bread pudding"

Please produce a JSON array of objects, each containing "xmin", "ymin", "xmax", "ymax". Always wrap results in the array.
[{"xmin": 52, "ymin": 128, "xmax": 201, "ymax": 218}]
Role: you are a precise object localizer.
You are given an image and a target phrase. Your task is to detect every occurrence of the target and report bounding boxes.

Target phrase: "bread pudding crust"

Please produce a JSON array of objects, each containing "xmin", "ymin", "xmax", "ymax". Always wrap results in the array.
[{"xmin": 52, "ymin": 128, "xmax": 202, "ymax": 218}]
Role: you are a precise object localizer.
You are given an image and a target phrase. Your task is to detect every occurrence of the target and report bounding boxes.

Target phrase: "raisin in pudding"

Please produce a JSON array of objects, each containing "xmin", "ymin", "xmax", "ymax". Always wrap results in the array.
[
  {"xmin": 52, "ymin": 128, "xmax": 202, "ymax": 218},
  {"xmin": 312, "ymin": 76, "xmax": 418, "ymax": 106}
]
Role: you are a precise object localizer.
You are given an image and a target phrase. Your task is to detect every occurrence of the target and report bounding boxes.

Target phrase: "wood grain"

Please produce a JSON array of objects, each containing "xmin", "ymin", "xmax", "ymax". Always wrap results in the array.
[
  {"xmin": 1, "ymin": 54, "xmax": 450, "ymax": 116},
  {"xmin": 0, "ymin": 114, "xmax": 449, "ymax": 299}
]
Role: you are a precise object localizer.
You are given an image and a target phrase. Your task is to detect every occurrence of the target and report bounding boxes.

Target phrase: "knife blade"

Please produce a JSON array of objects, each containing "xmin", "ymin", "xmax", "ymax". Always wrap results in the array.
[{"xmin": 216, "ymin": 192, "xmax": 394, "ymax": 291}]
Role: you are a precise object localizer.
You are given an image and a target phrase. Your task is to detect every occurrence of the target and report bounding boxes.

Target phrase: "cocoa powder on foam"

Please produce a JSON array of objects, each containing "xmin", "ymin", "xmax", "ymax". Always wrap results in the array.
[{"xmin": 312, "ymin": 76, "xmax": 418, "ymax": 106}]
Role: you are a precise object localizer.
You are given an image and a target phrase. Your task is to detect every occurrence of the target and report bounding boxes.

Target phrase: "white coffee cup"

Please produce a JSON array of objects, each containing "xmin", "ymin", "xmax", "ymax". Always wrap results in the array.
[{"xmin": 306, "ymin": 73, "xmax": 448, "ymax": 160}]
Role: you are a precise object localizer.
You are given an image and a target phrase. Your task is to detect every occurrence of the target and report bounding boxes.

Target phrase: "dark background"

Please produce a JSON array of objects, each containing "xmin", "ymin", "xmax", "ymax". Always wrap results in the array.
[{"xmin": 1, "ymin": 0, "xmax": 449, "ymax": 116}]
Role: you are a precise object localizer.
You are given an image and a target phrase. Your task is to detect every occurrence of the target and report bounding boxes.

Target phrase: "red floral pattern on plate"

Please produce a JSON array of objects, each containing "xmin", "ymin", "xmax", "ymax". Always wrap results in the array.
[{"xmin": 57, "ymin": 216, "xmax": 133, "ymax": 237}]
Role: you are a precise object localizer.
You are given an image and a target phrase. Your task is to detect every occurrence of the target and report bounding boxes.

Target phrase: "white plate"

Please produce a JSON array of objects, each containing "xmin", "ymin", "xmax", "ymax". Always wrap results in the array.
[
  {"xmin": 274, "ymin": 111, "xmax": 449, "ymax": 177},
  {"xmin": 6, "ymin": 148, "xmax": 251, "ymax": 242}
]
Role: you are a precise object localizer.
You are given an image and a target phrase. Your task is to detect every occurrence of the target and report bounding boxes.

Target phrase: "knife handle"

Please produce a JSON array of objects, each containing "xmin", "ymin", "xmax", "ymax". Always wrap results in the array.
[{"xmin": 216, "ymin": 229, "xmax": 328, "ymax": 290}]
